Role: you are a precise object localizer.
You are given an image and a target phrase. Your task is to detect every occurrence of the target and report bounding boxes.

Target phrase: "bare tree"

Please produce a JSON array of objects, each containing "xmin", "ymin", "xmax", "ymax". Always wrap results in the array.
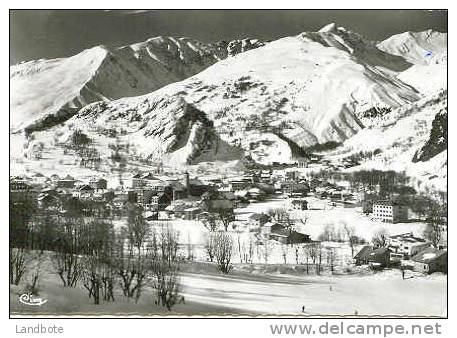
[
  {"xmin": 326, "ymin": 248, "xmax": 337, "ymax": 274},
  {"xmin": 214, "ymin": 232, "xmax": 233, "ymax": 273},
  {"xmin": 113, "ymin": 229, "xmax": 148, "ymax": 302},
  {"xmin": 9, "ymin": 248, "xmax": 28, "ymax": 285},
  {"xmin": 423, "ymin": 223, "xmax": 443, "ymax": 248},
  {"xmin": 342, "ymin": 222, "xmax": 357, "ymax": 257},
  {"xmin": 149, "ymin": 228, "xmax": 181, "ymax": 310},
  {"xmin": 305, "ymin": 242, "xmax": 322, "ymax": 274},
  {"xmin": 52, "ymin": 217, "xmax": 85, "ymax": 287},
  {"xmin": 216, "ymin": 210, "xmax": 236, "ymax": 232},
  {"xmin": 126, "ymin": 206, "xmax": 150, "ymax": 254},
  {"xmin": 204, "ymin": 232, "xmax": 216, "ymax": 262},
  {"xmin": 372, "ymin": 228, "xmax": 389, "ymax": 248},
  {"xmin": 281, "ymin": 244, "xmax": 289, "ymax": 264},
  {"xmin": 201, "ymin": 214, "xmax": 219, "ymax": 232},
  {"xmin": 82, "ymin": 217, "xmax": 116, "ymax": 304}
]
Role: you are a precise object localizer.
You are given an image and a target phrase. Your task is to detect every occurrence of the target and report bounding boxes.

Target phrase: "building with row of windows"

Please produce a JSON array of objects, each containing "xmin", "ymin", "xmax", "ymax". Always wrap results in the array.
[{"xmin": 372, "ymin": 200, "xmax": 408, "ymax": 223}]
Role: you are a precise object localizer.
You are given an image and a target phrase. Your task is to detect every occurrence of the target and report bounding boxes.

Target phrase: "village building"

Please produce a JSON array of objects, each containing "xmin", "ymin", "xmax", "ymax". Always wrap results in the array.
[
  {"xmin": 247, "ymin": 213, "xmax": 271, "ymax": 228},
  {"xmin": 248, "ymin": 187, "xmax": 267, "ymax": 201},
  {"xmin": 228, "ymin": 176, "xmax": 252, "ymax": 191},
  {"xmin": 291, "ymin": 199, "xmax": 308, "ymax": 210},
  {"xmin": 151, "ymin": 193, "xmax": 172, "ymax": 211},
  {"xmin": 201, "ymin": 198, "xmax": 234, "ymax": 213},
  {"xmin": 294, "ymin": 157, "xmax": 309, "ymax": 168},
  {"xmin": 387, "ymin": 233, "xmax": 431, "ymax": 261},
  {"xmin": 72, "ymin": 184, "xmax": 94, "ymax": 199},
  {"xmin": 183, "ymin": 207, "xmax": 202, "ymax": 220},
  {"xmin": 143, "ymin": 210, "xmax": 159, "ymax": 221},
  {"xmin": 37, "ymin": 193, "xmax": 61, "ymax": 209},
  {"xmin": 354, "ymin": 246, "xmax": 392, "ymax": 268},
  {"xmin": 280, "ymin": 181, "xmax": 309, "ymax": 196},
  {"xmin": 10, "ymin": 179, "xmax": 38, "ymax": 205},
  {"xmin": 410, "ymin": 248, "xmax": 447, "ymax": 274},
  {"xmin": 112, "ymin": 194, "xmax": 130, "ymax": 208},
  {"xmin": 372, "ymin": 200, "xmax": 408, "ymax": 223},
  {"xmin": 56, "ymin": 175, "xmax": 76, "ymax": 189},
  {"xmin": 89, "ymin": 178, "xmax": 107, "ymax": 190},
  {"xmin": 268, "ymin": 225, "xmax": 311, "ymax": 244}
]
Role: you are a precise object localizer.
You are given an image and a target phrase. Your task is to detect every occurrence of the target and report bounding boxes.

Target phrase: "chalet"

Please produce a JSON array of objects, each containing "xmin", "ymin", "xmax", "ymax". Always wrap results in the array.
[
  {"xmin": 136, "ymin": 188, "xmax": 156, "ymax": 205},
  {"xmin": 228, "ymin": 178, "xmax": 252, "ymax": 191},
  {"xmin": 309, "ymin": 178, "xmax": 322, "ymax": 190},
  {"xmin": 309, "ymin": 154, "xmax": 319, "ymax": 163},
  {"xmin": 269, "ymin": 226, "xmax": 311, "ymax": 244},
  {"xmin": 291, "ymin": 199, "xmax": 308, "ymax": 210},
  {"xmin": 10, "ymin": 180, "xmax": 38, "ymax": 205},
  {"xmin": 183, "ymin": 207, "xmax": 202, "ymax": 220},
  {"xmin": 89, "ymin": 178, "xmax": 107, "ymax": 190},
  {"xmin": 50, "ymin": 174, "xmax": 60, "ymax": 182},
  {"xmin": 112, "ymin": 194, "xmax": 130, "ymax": 208},
  {"xmin": 151, "ymin": 193, "xmax": 172, "ymax": 211},
  {"xmin": 248, "ymin": 187, "xmax": 267, "ymax": 201},
  {"xmin": 387, "ymin": 233, "xmax": 431, "ymax": 261},
  {"xmin": 411, "ymin": 248, "xmax": 447, "ymax": 274},
  {"xmin": 143, "ymin": 211, "xmax": 159, "ymax": 221},
  {"xmin": 37, "ymin": 193, "xmax": 60, "ymax": 209},
  {"xmin": 72, "ymin": 184, "xmax": 94, "ymax": 199},
  {"xmin": 354, "ymin": 246, "xmax": 392, "ymax": 268},
  {"xmin": 202, "ymin": 199, "xmax": 234, "ymax": 213},
  {"xmin": 57, "ymin": 175, "xmax": 76, "ymax": 189},
  {"xmin": 247, "ymin": 213, "xmax": 271, "ymax": 228},
  {"xmin": 280, "ymin": 181, "xmax": 309, "ymax": 196},
  {"xmin": 184, "ymin": 173, "xmax": 211, "ymax": 196},
  {"xmin": 259, "ymin": 170, "xmax": 272, "ymax": 182},
  {"xmin": 294, "ymin": 157, "xmax": 309, "ymax": 168},
  {"xmin": 164, "ymin": 203, "xmax": 188, "ymax": 218},
  {"xmin": 170, "ymin": 181, "xmax": 188, "ymax": 200},
  {"xmin": 373, "ymin": 200, "xmax": 408, "ymax": 223}
]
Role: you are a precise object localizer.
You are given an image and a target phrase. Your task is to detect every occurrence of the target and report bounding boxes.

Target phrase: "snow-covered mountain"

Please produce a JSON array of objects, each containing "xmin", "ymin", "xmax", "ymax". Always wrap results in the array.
[
  {"xmin": 10, "ymin": 36, "xmax": 264, "ymax": 132},
  {"xmin": 378, "ymin": 30, "xmax": 447, "ymax": 95},
  {"xmin": 57, "ymin": 24, "xmax": 423, "ymax": 163},
  {"xmin": 10, "ymin": 24, "xmax": 447, "ymax": 181},
  {"xmin": 377, "ymin": 30, "xmax": 447, "ymax": 65}
]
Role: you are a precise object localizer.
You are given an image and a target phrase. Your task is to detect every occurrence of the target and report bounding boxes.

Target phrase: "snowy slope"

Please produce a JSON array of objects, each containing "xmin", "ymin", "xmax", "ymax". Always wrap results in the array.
[
  {"xmin": 377, "ymin": 30, "xmax": 447, "ymax": 65},
  {"xmin": 330, "ymin": 90, "xmax": 447, "ymax": 190},
  {"xmin": 10, "ymin": 36, "xmax": 263, "ymax": 133},
  {"xmin": 63, "ymin": 24, "xmax": 421, "ymax": 164},
  {"xmin": 377, "ymin": 30, "xmax": 447, "ymax": 94}
]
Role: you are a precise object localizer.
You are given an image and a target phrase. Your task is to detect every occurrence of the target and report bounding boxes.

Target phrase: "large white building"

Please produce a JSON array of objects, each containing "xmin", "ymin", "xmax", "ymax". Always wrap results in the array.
[
  {"xmin": 387, "ymin": 233, "xmax": 431, "ymax": 261},
  {"xmin": 372, "ymin": 200, "xmax": 408, "ymax": 223}
]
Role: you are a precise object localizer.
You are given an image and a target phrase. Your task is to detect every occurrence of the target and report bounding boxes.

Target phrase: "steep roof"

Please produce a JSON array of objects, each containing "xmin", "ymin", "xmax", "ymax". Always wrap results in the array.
[
  {"xmin": 411, "ymin": 248, "xmax": 447, "ymax": 263},
  {"xmin": 354, "ymin": 246, "xmax": 391, "ymax": 261}
]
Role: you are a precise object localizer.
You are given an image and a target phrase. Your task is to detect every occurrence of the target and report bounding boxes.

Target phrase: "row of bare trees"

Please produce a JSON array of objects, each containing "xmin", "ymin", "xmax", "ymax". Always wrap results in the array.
[{"xmin": 10, "ymin": 200, "xmax": 183, "ymax": 310}]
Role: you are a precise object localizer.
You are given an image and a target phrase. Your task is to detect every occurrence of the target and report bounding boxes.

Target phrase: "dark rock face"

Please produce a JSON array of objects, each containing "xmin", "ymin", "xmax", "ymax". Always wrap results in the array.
[{"xmin": 413, "ymin": 108, "xmax": 447, "ymax": 162}]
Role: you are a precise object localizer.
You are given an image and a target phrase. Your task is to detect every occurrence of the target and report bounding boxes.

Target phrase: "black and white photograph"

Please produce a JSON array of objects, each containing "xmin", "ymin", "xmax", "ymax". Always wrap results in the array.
[{"xmin": 9, "ymin": 8, "xmax": 448, "ymax": 319}]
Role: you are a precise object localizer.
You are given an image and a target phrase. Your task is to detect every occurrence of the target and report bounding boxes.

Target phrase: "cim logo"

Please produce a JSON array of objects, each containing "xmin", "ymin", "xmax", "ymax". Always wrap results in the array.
[{"xmin": 19, "ymin": 293, "xmax": 48, "ymax": 306}]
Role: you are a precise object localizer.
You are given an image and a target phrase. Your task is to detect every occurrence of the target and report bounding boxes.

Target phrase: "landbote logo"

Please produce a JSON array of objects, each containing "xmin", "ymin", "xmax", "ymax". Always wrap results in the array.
[{"xmin": 19, "ymin": 293, "xmax": 48, "ymax": 306}]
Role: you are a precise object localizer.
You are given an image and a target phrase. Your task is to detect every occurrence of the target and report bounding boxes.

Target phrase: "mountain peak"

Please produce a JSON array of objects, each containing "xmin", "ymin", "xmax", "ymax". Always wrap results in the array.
[{"xmin": 318, "ymin": 23, "xmax": 349, "ymax": 34}]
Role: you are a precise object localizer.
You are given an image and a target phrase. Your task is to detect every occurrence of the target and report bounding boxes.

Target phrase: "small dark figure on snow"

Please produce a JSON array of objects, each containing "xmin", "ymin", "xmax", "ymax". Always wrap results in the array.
[
  {"xmin": 329, "ymin": 285, "xmax": 332, "ymax": 291},
  {"xmin": 179, "ymin": 295, "xmax": 185, "ymax": 304},
  {"xmin": 402, "ymin": 270, "xmax": 405, "ymax": 280},
  {"xmin": 302, "ymin": 305, "xmax": 305, "ymax": 313}
]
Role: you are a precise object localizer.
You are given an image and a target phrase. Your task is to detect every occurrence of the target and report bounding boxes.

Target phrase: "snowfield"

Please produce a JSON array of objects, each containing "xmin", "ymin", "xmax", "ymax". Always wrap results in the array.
[{"xmin": 180, "ymin": 270, "xmax": 446, "ymax": 316}]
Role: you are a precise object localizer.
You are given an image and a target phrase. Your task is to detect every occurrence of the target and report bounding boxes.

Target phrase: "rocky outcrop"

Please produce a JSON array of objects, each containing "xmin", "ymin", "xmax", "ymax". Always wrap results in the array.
[{"xmin": 413, "ymin": 108, "xmax": 447, "ymax": 162}]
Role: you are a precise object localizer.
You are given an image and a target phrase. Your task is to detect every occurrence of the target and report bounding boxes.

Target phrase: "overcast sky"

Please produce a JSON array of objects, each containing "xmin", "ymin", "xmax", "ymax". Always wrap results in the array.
[{"xmin": 10, "ymin": 10, "xmax": 447, "ymax": 65}]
